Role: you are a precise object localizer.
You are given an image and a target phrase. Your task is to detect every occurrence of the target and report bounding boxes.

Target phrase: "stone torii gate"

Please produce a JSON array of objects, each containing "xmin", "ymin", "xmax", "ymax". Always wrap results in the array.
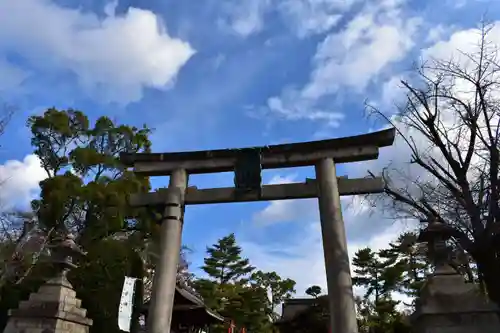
[{"xmin": 120, "ymin": 128, "xmax": 395, "ymax": 333}]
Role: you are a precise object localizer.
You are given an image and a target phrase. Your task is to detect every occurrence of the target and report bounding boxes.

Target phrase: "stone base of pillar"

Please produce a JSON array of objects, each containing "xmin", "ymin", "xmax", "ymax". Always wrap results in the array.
[
  {"xmin": 3, "ymin": 274, "xmax": 93, "ymax": 333},
  {"xmin": 411, "ymin": 265, "xmax": 500, "ymax": 333}
]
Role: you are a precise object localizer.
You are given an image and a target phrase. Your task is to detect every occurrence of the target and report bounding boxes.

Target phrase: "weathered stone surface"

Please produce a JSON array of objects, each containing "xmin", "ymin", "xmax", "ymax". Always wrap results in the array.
[
  {"xmin": 2, "ymin": 274, "xmax": 92, "ymax": 333},
  {"xmin": 411, "ymin": 265, "xmax": 500, "ymax": 333}
]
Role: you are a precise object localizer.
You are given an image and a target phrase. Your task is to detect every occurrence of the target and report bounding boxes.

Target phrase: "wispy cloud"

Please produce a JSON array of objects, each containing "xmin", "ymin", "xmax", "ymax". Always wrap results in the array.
[
  {"xmin": 278, "ymin": 0, "xmax": 360, "ymax": 37},
  {"xmin": 262, "ymin": 0, "xmax": 422, "ymax": 127},
  {"xmin": 219, "ymin": 0, "xmax": 359, "ymax": 38},
  {"xmin": 222, "ymin": 0, "xmax": 271, "ymax": 37}
]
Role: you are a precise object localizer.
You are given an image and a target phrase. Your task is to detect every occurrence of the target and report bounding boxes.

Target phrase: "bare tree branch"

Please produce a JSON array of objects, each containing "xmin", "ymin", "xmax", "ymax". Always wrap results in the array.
[{"xmin": 365, "ymin": 22, "xmax": 500, "ymax": 305}]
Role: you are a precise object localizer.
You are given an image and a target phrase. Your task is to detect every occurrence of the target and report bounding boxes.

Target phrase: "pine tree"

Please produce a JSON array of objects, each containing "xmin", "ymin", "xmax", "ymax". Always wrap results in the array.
[
  {"xmin": 305, "ymin": 285, "xmax": 322, "ymax": 298},
  {"xmin": 352, "ymin": 247, "xmax": 410, "ymax": 333},
  {"xmin": 195, "ymin": 233, "xmax": 267, "ymax": 333},
  {"xmin": 201, "ymin": 233, "xmax": 255, "ymax": 285},
  {"xmin": 378, "ymin": 232, "xmax": 430, "ymax": 299},
  {"xmin": 356, "ymin": 297, "xmax": 410, "ymax": 333},
  {"xmin": 352, "ymin": 248, "xmax": 397, "ymax": 303}
]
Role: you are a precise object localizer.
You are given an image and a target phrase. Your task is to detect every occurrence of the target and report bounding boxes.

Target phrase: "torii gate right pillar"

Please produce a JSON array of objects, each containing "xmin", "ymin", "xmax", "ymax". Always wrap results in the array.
[{"xmin": 316, "ymin": 158, "xmax": 358, "ymax": 333}]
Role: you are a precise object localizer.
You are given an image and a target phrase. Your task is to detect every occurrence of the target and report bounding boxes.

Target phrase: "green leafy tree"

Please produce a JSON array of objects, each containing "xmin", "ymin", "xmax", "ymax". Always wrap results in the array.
[
  {"xmin": 356, "ymin": 297, "xmax": 410, "ymax": 333},
  {"xmin": 29, "ymin": 108, "xmax": 153, "ymax": 245},
  {"xmin": 70, "ymin": 238, "xmax": 145, "ymax": 333},
  {"xmin": 250, "ymin": 270, "xmax": 296, "ymax": 320},
  {"xmin": 305, "ymin": 285, "xmax": 322, "ymax": 298},
  {"xmin": 195, "ymin": 233, "xmax": 256, "ymax": 332},
  {"xmin": 10, "ymin": 108, "xmax": 155, "ymax": 333}
]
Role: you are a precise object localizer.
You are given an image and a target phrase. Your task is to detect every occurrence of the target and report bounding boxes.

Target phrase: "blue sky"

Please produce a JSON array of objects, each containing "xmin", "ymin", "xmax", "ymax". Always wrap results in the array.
[{"xmin": 0, "ymin": 0, "xmax": 499, "ymax": 297}]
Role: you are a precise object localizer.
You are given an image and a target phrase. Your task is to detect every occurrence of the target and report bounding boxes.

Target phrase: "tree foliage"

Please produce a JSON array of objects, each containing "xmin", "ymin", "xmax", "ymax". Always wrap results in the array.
[
  {"xmin": 201, "ymin": 233, "xmax": 255, "ymax": 285},
  {"xmin": 352, "ymin": 248, "xmax": 398, "ymax": 302},
  {"xmin": 69, "ymin": 239, "xmax": 144, "ymax": 333},
  {"xmin": 0, "ymin": 108, "xmax": 156, "ymax": 333},
  {"xmin": 28, "ymin": 108, "xmax": 152, "ymax": 244},
  {"xmin": 250, "ymin": 270, "xmax": 296, "ymax": 320},
  {"xmin": 195, "ymin": 233, "xmax": 296, "ymax": 333},
  {"xmin": 378, "ymin": 232, "xmax": 430, "ymax": 300},
  {"xmin": 350, "ymin": 248, "xmax": 410, "ymax": 333},
  {"xmin": 356, "ymin": 296, "xmax": 410, "ymax": 333},
  {"xmin": 305, "ymin": 285, "xmax": 322, "ymax": 298}
]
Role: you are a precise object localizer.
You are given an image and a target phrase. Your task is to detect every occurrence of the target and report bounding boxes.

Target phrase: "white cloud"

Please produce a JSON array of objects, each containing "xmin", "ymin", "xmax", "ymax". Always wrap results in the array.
[
  {"xmin": 253, "ymin": 198, "xmax": 317, "ymax": 225},
  {"xmin": 253, "ymin": 174, "xmax": 316, "ymax": 225},
  {"xmin": 425, "ymin": 24, "xmax": 455, "ymax": 44},
  {"xmin": 266, "ymin": 89, "xmax": 345, "ymax": 126},
  {"xmin": 448, "ymin": 0, "xmax": 467, "ymax": 9},
  {"xmin": 267, "ymin": 174, "xmax": 297, "ymax": 185},
  {"xmin": 0, "ymin": 0, "xmax": 195, "ymax": 104},
  {"xmin": 379, "ymin": 75, "xmax": 405, "ymax": 108},
  {"xmin": 266, "ymin": 0, "xmax": 421, "ymax": 125},
  {"xmin": 0, "ymin": 154, "xmax": 46, "ymax": 209},
  {"xmin": 423, "ymin": 22, "xmax": 500, "ymax": 64},
  {"xmin": 302, "ymin": 1, "xmax": 421, "ymax": 99}
]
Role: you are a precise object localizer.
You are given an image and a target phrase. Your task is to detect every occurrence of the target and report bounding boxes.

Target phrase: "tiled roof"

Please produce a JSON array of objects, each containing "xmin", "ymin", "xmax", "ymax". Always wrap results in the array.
[{"xmin": 276, "ymin": 296, "xmax": 328, "ymax": 324}]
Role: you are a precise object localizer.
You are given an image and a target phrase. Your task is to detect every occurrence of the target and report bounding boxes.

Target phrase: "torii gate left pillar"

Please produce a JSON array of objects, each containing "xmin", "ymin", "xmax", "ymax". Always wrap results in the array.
[
  {"xmin": 316, "ymin": 158, "xmax": 358, "ymax": 333},
  {"xmin": 120, "ymin": 128, "xmax": 396, "ymax": 333},
  {"xmin": 146, "ymin": 169, "xmax": 187, "ymax": 333}
]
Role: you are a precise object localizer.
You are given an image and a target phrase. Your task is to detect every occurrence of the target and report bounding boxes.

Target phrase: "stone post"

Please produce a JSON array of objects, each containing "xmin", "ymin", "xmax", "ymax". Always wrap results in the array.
[
  {"xmin": 411, "ymin": 220, "xmax": 500, "ymax": 333},
  {"xmin": 3, "ymin": 233, "xmax": 92, "ymax": 333},
  {"xmin": 147, "ymin": 169, "xmax": 187, "ymax": 333},
  {"xmin": 315, "ymin": 158, "xmax": 358, "ymax": 333}
]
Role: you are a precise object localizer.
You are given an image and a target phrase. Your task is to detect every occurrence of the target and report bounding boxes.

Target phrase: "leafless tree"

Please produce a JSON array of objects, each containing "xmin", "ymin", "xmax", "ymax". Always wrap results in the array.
[
  {"xmin": 367, "ymin": 23, "xmax": 500, "ymax": 305},
  {"xmin": 0, "ymin": 104, "xmax": 54, "ymax": 290},
  {"xmin": 140, "ymin": 242, "xmax": 195, "ymax": 302},
  {"xmin": 0, "ymin": 209, "xmax": 54, "ymax": 290}
]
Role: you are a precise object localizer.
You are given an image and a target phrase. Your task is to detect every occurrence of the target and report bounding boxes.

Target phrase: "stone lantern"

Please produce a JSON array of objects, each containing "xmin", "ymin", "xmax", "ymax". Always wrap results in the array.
[
  {"xmin": 2, "ymin": 232, "xmax": 93, "ymax": 333},
  {"xmin": 410, "ymin": 218, "xmax": 500, "ymax": 333}
]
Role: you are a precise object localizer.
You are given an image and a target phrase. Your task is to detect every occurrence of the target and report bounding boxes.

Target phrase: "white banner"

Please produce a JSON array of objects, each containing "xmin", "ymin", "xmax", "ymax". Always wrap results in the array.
[{"xmin": 118, "ymin": 276, "xmax": 137, "ymax": 332}]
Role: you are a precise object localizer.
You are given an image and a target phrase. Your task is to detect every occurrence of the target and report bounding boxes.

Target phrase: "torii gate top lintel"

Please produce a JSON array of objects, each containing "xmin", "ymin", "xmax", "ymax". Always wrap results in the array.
[{"xmin": 119, "ymin": 128, "xmax": 396, "ymax": 176}]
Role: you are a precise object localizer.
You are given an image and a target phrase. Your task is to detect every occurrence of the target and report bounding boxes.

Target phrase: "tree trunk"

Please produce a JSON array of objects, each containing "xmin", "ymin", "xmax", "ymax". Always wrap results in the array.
[{"xmin": 475, "ymin": 251, "xmax": 500, "ymax": 306}]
